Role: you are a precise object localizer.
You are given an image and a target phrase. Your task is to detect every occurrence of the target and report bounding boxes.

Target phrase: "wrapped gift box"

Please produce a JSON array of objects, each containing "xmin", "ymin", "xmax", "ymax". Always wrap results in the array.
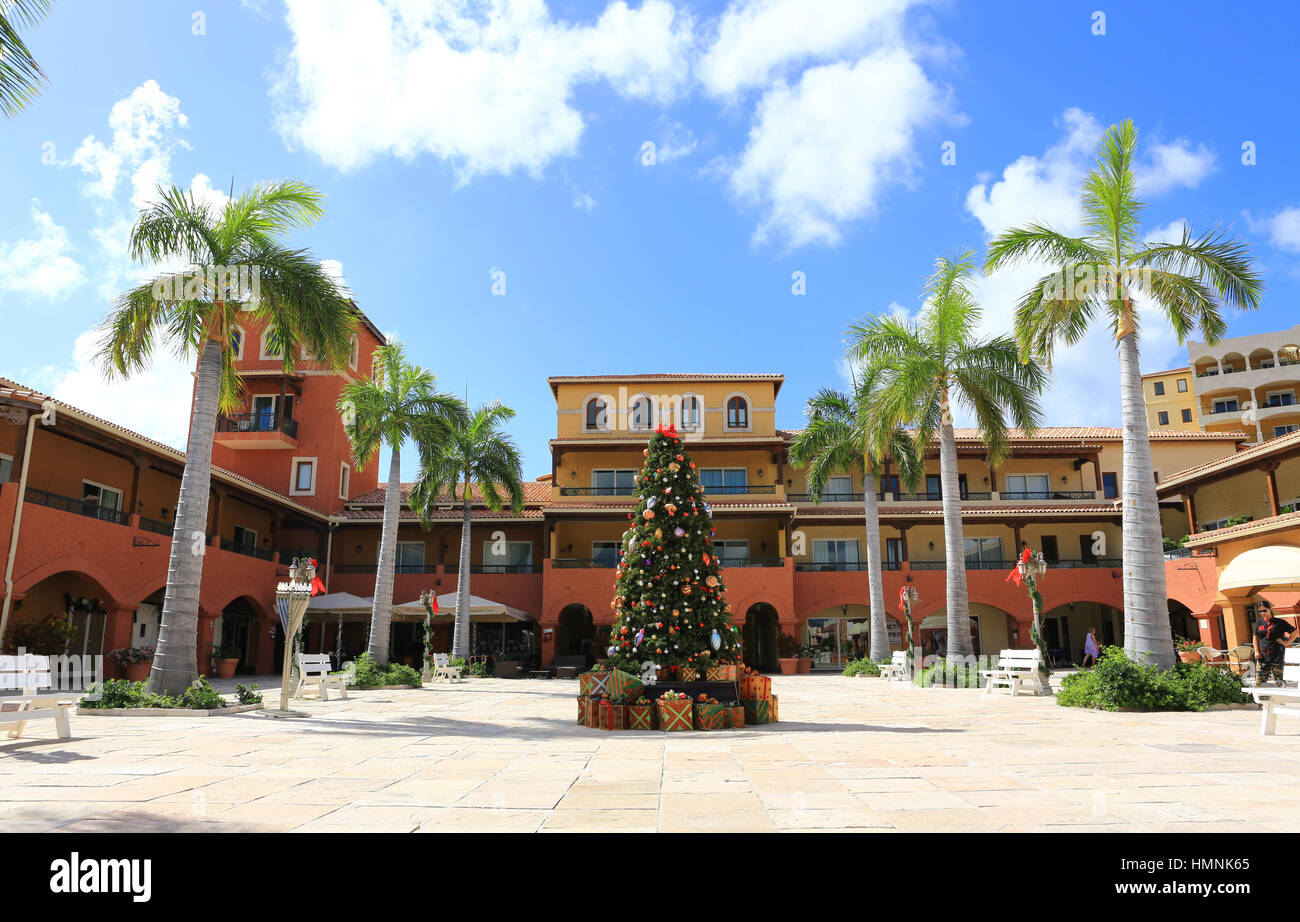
[
  {"xmin": 739, "ymin": 674, "xmax": 771, "ymax": 700},
  {"xmin": 577, "ymin": 696, "xmax": 588, "ymax": 725},
  {"xmin": 599, "ymin": 700, "xmax": 629, "ymax": 731},
  {"xmin": 742, "ymin": 698, "xmax": 775, "ymax": 725},
  {"xmin": 627, "ymin": 704, "xmax": 655, "ymax": 730},
  {"xmin": 604, "ymin": 668, "xmax": 645, "ymax": 704},
  {"xmin": 579, "ymin": 696, "xmax": 601, "ymax": 727},
  {"xmin": 679, "ymin": 667, "xmax": 699, "ymax": 682},
  {"xmin": 579, "ymin": 670, "xmax": 610, "ymax": 698},
  {"xmin": 693, "ymin": 702, "xmax": 726, "ymax": 731},
  {"xmin": 727, "ymin": 705, "xmax": 745, "ymax": 729},
  {"xmin": 657, "ymin": 697, "xmax": 694, "ymax": 732},
  {"xmin": 771, "ymin": 694, "xmax": 779, "ymax": 722},
  {"xmin": 706, "ymin": 665, "xmax": 739, "ymax": 682}
]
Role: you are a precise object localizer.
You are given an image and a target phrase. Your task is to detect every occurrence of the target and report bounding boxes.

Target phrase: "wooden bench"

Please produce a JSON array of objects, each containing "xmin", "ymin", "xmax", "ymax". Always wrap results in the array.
[
  {"xmin": 878, "ymin": 651, "xmax": 911, "ymax": 682},
  {"xmin": 980, "ymin": 649, "xmax": 1047, "ymax": 696},
  {"xmin": 294, "ymin": 653, "xmax": 348, "ymax": 700},
  {"xmin": 431, "ymin": 653, "xmax": 465, "ymax": 683},
  {"xmin": 1253, "ymin": 647, "xmax": 1300, "ymax": 736},
  {"xmin": 0, "ymin": 654, "xmax": 73, "ymax": 740}
]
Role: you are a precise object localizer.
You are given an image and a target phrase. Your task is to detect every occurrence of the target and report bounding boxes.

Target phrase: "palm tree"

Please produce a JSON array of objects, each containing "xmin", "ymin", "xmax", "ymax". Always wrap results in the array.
[
  {"xmin": 339, "ymin": 343, "xmax": 465, "ymax": 665},
  {"xmin": 411, "ymin": 403, "xmax": 525, "ymax": 658},
  {"xmin": 788, "ymin": 368, "xmax": 922, "ymax": 663},
  {"xmin": 984, "ymin": 120, "xmax": 1262, "ymax": 668},
  {"xmin": 99, "ymin": 181, "xmax": 356, "ymax": 693},
  {"xmin": 849, "ymin": 252, "xmax": 1048, "ymax": 658},
  {"xmin": 1, "ymin": 0, "xmax": 50, "ymax": 116}
]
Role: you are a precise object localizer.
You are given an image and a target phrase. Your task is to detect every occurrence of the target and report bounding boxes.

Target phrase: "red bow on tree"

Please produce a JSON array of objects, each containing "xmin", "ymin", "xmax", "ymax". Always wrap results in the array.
[{"xmin": 655, "ymin": 422, "xmax": 678, "ymax": 437}]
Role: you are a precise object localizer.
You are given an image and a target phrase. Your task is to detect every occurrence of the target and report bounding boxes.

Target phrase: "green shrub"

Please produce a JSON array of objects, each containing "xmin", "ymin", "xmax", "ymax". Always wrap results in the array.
[
  {"xmin": 1057, "ymin": 647, "xmax": 1251, "ymax": 712},
  {"xmin": 80, "ymin": 677, "xmax": 231, "ymax": 710},
  {"xmin": 178, "ymin": 676, "xmax": 225, "ymax": 709},
  {"xmin": 842, "ymin": 657, "xmax": 881, "ymax": 677},
  {"xmin": 350, "ymin": 653, "xmax": 423, "ymax": 688},
  {"xmin": 234, "ymin": 683, "xmax": 262, "ymax": 705},
  {"xmin": 914, "ymin": 656, "xmax": 985, "ymax": 689},
  {"xmin": 385, "ymin": 663, "xmax": 422, "ymax": 686},
  {"xmin": 468, "ymin": 660, "xmax": 489, "ymax": 678}
]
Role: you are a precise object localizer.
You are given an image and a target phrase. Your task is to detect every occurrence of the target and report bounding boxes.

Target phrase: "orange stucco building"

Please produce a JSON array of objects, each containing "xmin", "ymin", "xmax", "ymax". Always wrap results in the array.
[{"xmin": 0, "ymin": 337, "xmax": 1264, "ymax": 675}]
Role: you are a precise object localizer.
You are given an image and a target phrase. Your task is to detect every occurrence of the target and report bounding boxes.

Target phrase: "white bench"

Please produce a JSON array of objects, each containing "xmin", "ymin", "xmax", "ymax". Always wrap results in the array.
[
  {"xmin": 1252, "ymin": 647, "xmax": 1300, "ymax": 736},
  {"xmin": 878, "ymin": 651, "xmax": 911, "ymax": 682},
  {"xmin": 431, "ymin": 653, "xmax": 465, "ymax": 683},
  {"xmin": 0, "ymin": 654, "xmax": 73, "ymax": 740},
  {"xmin": 980, "ymin": 649, "xmax": 1047, "ymax": 696},
  {"xmin": 294, "ymin": 653, "xmax": 348, "ymax": 701}
]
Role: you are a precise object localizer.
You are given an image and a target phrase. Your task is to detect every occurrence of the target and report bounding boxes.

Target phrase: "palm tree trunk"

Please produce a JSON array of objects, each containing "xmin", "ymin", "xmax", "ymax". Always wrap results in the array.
[
  {"xmin": 939, "ymin": 393, "xmax": 974, "ymax": 657},
  {"xmin": 366, "ymin": 445, "xmax": 401, "ymax": 665},
  {"xmin": 1118, "ymin": 330, "xmax": 1173, "ymax": 668},
  {"xmin": 862, "ymin": 471, "xmax": 889, "ymax": 662},
  {"xmin": 148, "ymin": 338, "xmax": 221, "ymax": 694},
  {"xmin": 451, "ymin": 483, "xmax": 472, "ymax": 658}
]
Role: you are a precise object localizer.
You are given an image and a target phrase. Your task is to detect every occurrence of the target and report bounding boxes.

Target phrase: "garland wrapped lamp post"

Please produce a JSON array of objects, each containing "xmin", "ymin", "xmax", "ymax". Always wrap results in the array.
[
  {"xmin": 270, "ymin": 558, "xmax": 316, "ymax": 718},
  {"xmin": 419, "ymin": 589, "xmax": 439, "ymax": 683},
  {"xmin": 1016, "ymin": 549, "xmax": 1052, "ymax": 682},
  {"xmin": 899, "ymin": 585, "xmax": 919, "ymax": 662}
]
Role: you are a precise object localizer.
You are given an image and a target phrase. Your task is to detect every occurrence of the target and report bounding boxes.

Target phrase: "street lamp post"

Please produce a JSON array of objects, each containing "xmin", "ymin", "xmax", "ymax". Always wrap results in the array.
[
  {"xmin": 419, "ymin": 589, "xmax": 436, "ymax": 684},
  {"xmin": 900, "ymin": 585, "xmax": 919, "ymax": 660},
  {"xmin": 271, "ymin": 557, "xmax": 315, "ymax": 718},
  {"xmin": 1017, "ymin": 551, "xmax": 1051, "ymax": 681}
]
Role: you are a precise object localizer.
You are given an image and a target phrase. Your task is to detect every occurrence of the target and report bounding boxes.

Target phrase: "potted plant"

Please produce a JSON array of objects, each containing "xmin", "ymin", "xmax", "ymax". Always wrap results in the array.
[
  {"xmin": 109, "ymin": 645, "xmax": 155, "ymax": 682},
  {"xmin": 210, "ymin": 643, "xmax": 242, "ymax": 679},
  {"xmin": 1174, "ymin": 637, "xmax": 1202, "ymax": 664},
  {"xmin": 796, "ymin": 642, "xmax": 813, "ymax": 674},
  {"xmin": 777, "ymin": 633, "xmax": 799, "ymax": 675}
]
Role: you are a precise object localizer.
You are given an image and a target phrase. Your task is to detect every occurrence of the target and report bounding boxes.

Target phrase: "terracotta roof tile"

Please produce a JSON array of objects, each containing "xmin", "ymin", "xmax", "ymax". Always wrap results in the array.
[{"xmin": 1159, "ymin": 428, "xmax": 1300, "ymax": 490}]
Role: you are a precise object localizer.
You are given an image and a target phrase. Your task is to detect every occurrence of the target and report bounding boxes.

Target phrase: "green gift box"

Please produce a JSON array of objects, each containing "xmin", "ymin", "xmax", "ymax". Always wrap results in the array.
[
  {"xmin": 656, "ymin": 697, "xmax": 693, "ymax": 731},
  {"xmin": 693, "ymin": 702, "xmax": 726, "ymax": 731},
  {"xmin": 727, "ymin": 705, "xmax": 745, "ymax": 729},
  {"xmin": 743, "ymin": 698, "xmax": 775, "ymax": 725},
  {"xmin": 628, "ymin": 704, "xmax": 655, "ymax": 730},
  {"xmin": 579, "ymin": 670, "xmax": 610, "ymax": 698},
  {"xmin": 604, "ymin": 668, "xmax": 645, "ymax": 704}
]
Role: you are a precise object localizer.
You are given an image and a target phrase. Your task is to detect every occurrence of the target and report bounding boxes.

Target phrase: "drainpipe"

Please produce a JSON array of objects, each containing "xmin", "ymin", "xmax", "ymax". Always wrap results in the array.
[{"xmin": 1, "ymin": 400, "xmax": 56, "ymax": 650}]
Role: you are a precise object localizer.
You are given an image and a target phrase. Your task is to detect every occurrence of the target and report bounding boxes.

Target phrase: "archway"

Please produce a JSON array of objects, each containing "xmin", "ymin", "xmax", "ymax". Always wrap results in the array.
[
  {"xmin": 222, "ymin": 597, "xmax": 262, "ymax": 674},
  {"xmin": 5, "ymin": 569, "xmax": 118, "ymax": 656},
  {"xmin": 556, "ymin": 603, "xmax": 596, "ymax": 662},
  {"xmin": 1168, "ymin": 599, "xmax": 1196, "ymax": 644},
  {"xmin": 742, "ymin": 603, "xmax": 779, "ymax": 672},
  {"xmin": 1042, "ymin": 600, "xmax": 1123, "ymax": 664},
  {"xmin": 918, "ymin": 603, "xmax": 1012, "ymax": 657}
]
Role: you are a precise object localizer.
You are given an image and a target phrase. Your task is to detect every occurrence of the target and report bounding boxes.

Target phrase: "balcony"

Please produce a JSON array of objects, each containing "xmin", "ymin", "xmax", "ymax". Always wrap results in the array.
[
  {"xmin": 701, "ymin": 484, "xmax": 777, "ymax": 496},
  {"xmin": 214, "ymin": 412, "xmax": 299, "ymax": 449},
  {"xmin": 1000, "ymin": 490, "xmax": 1097, "ymax": 501},
  {"xmin": 788, "ymin": 492, "xmax": 865, "ymax": 503},
  {"xmin": 218, "ymin": 537, "xmax": 274, "ymax": 561},
  {"xmin": 722, "ymin": 556, "xmax": 785, "ymax": 568},
  {"xmin": 552, "ymin": 558, "xmax": 616, "ymax": 568},
  {"xmin": 559, "ymin": 486, "xmax": 637, "ymax": 497},
  {"xmin": 25, "ymin": 488, "xmax": 127, "ymax": 525},
  {"xmin": 795, "ymin": 560, "xmax": 900, "ymax": 572}
]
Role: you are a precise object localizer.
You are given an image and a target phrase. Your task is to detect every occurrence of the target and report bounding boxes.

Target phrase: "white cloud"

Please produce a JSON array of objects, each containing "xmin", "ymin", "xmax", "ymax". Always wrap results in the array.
[
  {"xmin": 272, "ymin": 0, "xmax": 695, "ymax": 179},
  {"xmin": 1135, "ymin": 139, "xmax": 1215, "ymax": 197},
  {"xmin": 1247, "ymin": 206, "xmax": 1300, "ymax": 253},
  {"xmin": 572, "ymin": 191, "xmax": 597, "ymax": 211},
  {"xmin": 0, "ymin": 203, "xmax": 84, "ymax": 299},
  {"xmin": 699, "ymin": 0, "xmax": 912, "ymax": 99},
  {"xmin": 652, "ymin": 119, "xmax": 697, "ymax": 163},
  {"xmin": 729, "ymin": 48, "xmax": 948, "ymax": 248},
  {"xmin": 42, "ymin": 330, "xmax": 197, "ymax": 451},
  {"xmin": 320, "ymin": 258, "xmax": 351, "ymax": 297}
]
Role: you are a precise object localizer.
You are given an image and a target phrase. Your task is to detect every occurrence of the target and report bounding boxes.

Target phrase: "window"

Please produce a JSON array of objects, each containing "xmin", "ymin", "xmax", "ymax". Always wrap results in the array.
[
  {"xmin": 879, "ymin": 474, "xmax": 900, "ymax": 497},
  {"xmin": 230, "ymin": 326, "xmax": 245, "ymax": 361},
  {"xmin": 1275, "ymin": 424, "xmax": 1299, "ymax": 437},
  {"xmin": 885, "ymin": 538, "xmax": 903, "ymax": 566},
  {"xmin": 826, "ymin": 475, "xmax": 853, "ymax": 498},
  {"xmin": 1212, "ymin": 399, "xmax": 1239, "ymax": 415},
  {"xmin": 1177, "ymin": 378, "xmax": 1188, "ymax": 393},
  {"xmin": 678, "ymin": 395, "xmax": 701, "ymax": 430},
  {"xmin": 812, "ymin": 539, "xmax": 859, "ymax": 564},
  {"xmin": 232, "ymin": 525, "xmax": 257, "ymax": 550},
  {"xmin": 1079, "ymin": 534, "xmax": 1099, "ymax": 563},
  {"xmin": 1181, "ymin": 408, "xmax": 1193, "ymax": 423},
  {"xmin": 348, "ymin": 334, "xmax": 360, "ymax": 371},
  {"xmin": 0, "ymin": 453, "xmax": 11, "ymax": 483},
  {"xmin": 1157, "ymin": 411, "xmax": 1169, "ymax": 426},
  {"xmin": 1041, "ymin": 535, "xmax": 1059, "ymax": 564},
  {"xmin": 629, "ymin": 395, "xmax": 654, "ymax": 431},
  {"xmin": 713, "ymin": 540, "xmax": 749, "ymax": 565},
  {"xmin": 1102, "ymin": 472, "xmax": 1119, "ymax": 499},
  {"xmin": 963, "ymin": 537, "xmax": 1003, "ymax": 565},
  {"xmin": 592, "ymin": 469, "xmax": 636, "ymax": 495},
  {"xmin": 339, "ymin": 463, "xmax": 350, "ymax": 500},
  {"xmin": 1265, "ymin": 389, "xmax": 1296, "ymax": 408},
  {"xmin": 1004, "ymin": 473, "xmax": 1050, "ymax": 498},
  {"xmin": 291, "ymin": 458, "xmax": 316, "ymax": 495},
  {"xmin": 81, "ymin": 481, "xmax": 123, "ymax": 521},
  {"xmin": 396, "ymin": 541, "xmax": 425, "ymax": 573},
  {"xmin": 592, "ymin": 541, "xmax": 621, "ymax": 567},
  {"xmin": 260, "ymin": 328, "xmax": 284, "ymax": 360},
  {"xmin": 1153, "ymin": 381, "xmax": 1165, "ymax": 396},
  {"xmin": 482, "ymin": 540, "xmax": 532, "ymax": 572},
  {"xmin": 700, "ymin": 468, "xmax": 747, "ymax": 494},
  {"xmin": 725, "ymin": 395, "xmax": 749, "ymax": 429},
  {"xmin": 584, "ymin": 397, "xmax": 609, "ymax": 431},
  {"xmin": 251, "ymin": 395, "xmax": 277, "ymax": 430},
  {"xmin": 925, "ymin": 474, "xmax": 942, "ymax": 498}
]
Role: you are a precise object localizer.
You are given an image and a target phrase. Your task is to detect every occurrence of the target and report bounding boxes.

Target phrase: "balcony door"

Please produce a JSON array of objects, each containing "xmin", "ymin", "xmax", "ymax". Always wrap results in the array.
[
  {"xmin": 812, "ymin": 539, "xmax": 859, "ymax": 569},
  {"xmin": 591, "ymin": 469, "xmax": 635, "ymax": 495},
  {"xmin": 482, "ymin": 540, "xmax": 532, "ymax": 572},
  {"xmin": 1004, "ymin": 473, "xmax": 1049, "ymax": 499},
  {"xmin": 251, "ymin": 395, "xmax": 277, "ymax": 431}
]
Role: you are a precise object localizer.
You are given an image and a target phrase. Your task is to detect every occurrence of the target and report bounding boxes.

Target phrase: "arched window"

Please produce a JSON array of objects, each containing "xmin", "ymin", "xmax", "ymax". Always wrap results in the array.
[
  {"xmin": 630, "ymin": 395, "xmax": 654, "ymax": 430},
  {"xmin": 230, "ymin": 326, "xmax": 245, "ymax": 361},
  {"xmin": 260, "ymin": 328, "xmax": 284, "ymax": 360},
  {"xmin": 348, "ymin": 334, "xmax": 360, "ymax": 371},
  {"xmin": 679, "ymin": 395, "xmax": 701, "ymax": 430},
  {"xmin": 726, "ymin": 395, "xmax": 749, "ymax": 429},
  {"xmin": 585, "ymin": 397, "xmax": 608, "ymax": 431}
]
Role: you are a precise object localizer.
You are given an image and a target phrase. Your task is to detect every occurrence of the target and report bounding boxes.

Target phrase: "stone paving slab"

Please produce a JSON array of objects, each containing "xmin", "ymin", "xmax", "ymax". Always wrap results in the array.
[{"xmin": 0, "ymin": 674, "xmax": 1295, "ymax": 833}]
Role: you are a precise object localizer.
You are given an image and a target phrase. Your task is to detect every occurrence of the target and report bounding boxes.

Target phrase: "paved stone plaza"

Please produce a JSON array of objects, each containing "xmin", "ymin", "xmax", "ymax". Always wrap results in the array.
[{"xmin": 0, "ymin": 675, "xmax": 1295, "ymax": 833}]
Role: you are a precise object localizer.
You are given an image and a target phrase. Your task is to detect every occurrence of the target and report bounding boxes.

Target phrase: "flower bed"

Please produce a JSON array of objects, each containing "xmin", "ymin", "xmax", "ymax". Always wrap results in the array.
[{"xmin": 77, "ymin": 677, "xmax": 261, "ymax": 716}]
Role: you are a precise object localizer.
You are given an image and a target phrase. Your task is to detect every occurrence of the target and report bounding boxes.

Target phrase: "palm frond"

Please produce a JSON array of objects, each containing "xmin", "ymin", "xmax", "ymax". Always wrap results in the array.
[{"xmin": 0, "ymin": 0, "xmax": 51, "ymax": 117}]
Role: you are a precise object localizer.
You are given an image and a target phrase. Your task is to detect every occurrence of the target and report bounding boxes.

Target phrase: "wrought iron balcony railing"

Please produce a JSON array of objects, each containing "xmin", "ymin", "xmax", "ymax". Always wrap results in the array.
[
  {"xmin": 25, "ymin": 488, "xmax": 126, "ymax": 525},
  {"xmin": 216, "ymin": 412, "xmax": 299, "ymax": 439}
]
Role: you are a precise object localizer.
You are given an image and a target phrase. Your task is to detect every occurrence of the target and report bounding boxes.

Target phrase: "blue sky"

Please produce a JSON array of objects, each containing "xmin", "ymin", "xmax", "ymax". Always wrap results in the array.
[{"xmin": 3, "ymin": 0, "xmax": 1299, "ymax": 480}]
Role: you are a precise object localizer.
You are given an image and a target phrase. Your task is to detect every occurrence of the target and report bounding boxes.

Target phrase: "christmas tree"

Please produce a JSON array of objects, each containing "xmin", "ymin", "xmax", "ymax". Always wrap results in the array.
[{"xmin": 605, "ymin": 424, "xmax": 743, "ymax": 674}]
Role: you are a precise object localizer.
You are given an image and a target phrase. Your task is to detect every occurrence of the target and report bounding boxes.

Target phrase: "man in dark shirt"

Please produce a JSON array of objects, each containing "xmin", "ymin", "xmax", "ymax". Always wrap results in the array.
[{"xmin": 1254, "ymin": 602, "xmax": 1297, "ymax": 685}]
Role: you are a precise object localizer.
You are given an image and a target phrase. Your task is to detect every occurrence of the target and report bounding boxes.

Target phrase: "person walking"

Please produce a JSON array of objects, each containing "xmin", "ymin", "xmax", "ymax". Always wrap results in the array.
[
  {"xmin": 1254, "ymin": 601, "xmax": 1297, "ymax": 686},
  {"xmin": 1082, "ymin": 628, "xmax": 1101, "ymax": 668}
]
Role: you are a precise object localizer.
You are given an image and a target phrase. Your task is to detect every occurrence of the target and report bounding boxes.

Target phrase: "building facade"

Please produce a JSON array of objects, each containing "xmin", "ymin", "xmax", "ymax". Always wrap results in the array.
[{"xmin": 0, "ymin": 354, "xmax": 1266, "ymax": 676}]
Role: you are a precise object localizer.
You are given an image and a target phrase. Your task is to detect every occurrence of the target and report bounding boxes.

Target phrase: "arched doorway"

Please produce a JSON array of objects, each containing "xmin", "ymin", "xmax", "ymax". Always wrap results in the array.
[
  {"xmin": 222, "ymin": 597, "xmax": 262, "ymax": 674},
  {"xmin": 6, "ymin": 570, "xmax": 116, "ymax": 656},
  {"xmin": 557, "ymin": 604, "xmax": 596, "ymax": 662},
  {"xmin": 1043, "ymin": 600, "xmax": 1123, "ymax": 664},
  {"xmin": 918, "ymin": 604, "xmax": 1012, "ymax": 657},
  {"xmin": 742, "ymin": 603, "xmax": 779, "ymax": 672},
  {"xmin": 1168, "ymin": 599, "xmax": 1196, "ymax": 644}
]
